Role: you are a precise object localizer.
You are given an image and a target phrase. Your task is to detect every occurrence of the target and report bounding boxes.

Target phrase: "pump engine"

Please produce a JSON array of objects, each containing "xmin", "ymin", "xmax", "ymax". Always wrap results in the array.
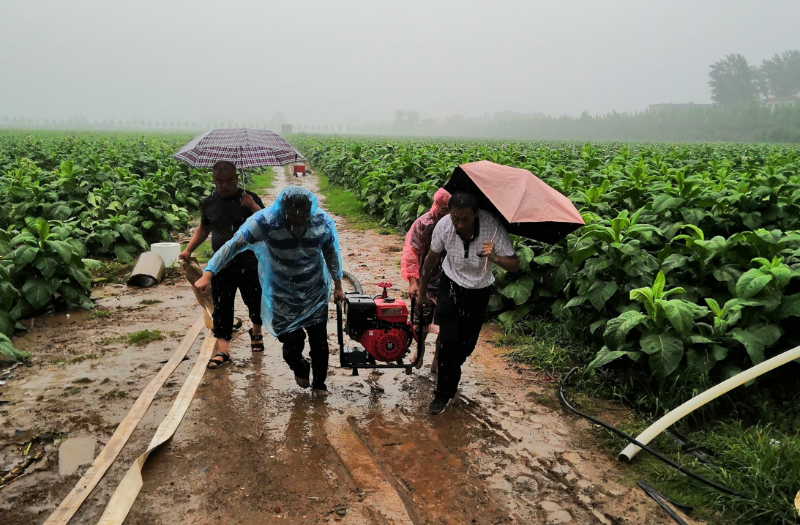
[{"xmin": 336, "ymin": 282, "xmax": 421, "ymax": 372}]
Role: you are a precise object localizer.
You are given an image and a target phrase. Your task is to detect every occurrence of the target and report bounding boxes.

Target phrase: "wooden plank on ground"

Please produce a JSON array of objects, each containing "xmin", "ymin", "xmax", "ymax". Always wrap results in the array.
[
  {"xmin": 97, "ymin": 333, "xmax": 215, "ymax": 524},
  {"xmin": 43, "ymin": 316, "xmax": 206, "ymax": 525}
]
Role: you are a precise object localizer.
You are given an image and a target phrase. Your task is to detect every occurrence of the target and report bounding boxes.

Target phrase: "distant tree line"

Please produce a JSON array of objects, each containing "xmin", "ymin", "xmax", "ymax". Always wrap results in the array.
[
  {"xmin": 4, "ymin": 50, "xmax": 800, "ymax": 143},
  {"xmin": 709, "ymin": 50, "xmax": 800, "ymax": 106}
]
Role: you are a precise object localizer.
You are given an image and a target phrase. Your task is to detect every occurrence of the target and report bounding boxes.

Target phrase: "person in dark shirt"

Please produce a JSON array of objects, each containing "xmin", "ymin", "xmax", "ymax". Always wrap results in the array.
[{"xmin": 179, "ymin": 160, "xmax": 265, "ymax": 368}]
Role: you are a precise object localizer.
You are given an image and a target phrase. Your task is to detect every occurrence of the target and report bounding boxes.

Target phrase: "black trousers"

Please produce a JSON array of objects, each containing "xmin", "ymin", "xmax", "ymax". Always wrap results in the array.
[
  {"xmin": 277, "ymin": 322, "xmax": 329, "ymax": 391},
  {"xmin": 435, "ymin": 273, "xmax": 491, "ymax": 400},
  {"xmin": 211, "ymin": 265, "xmax": 262, "ymax": 341}
]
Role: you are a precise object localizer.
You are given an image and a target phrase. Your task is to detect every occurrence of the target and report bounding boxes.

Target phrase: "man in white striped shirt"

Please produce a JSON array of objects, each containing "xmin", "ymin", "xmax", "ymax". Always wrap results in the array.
[{"xmin": 418, "ymin": 193, "xmax": 520, "ymax": 414}]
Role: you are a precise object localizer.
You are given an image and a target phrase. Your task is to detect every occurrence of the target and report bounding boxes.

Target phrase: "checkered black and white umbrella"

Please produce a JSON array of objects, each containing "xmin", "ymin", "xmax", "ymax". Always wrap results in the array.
[{"xmin": 173, "ymin": 128, "xmax": 304, "ymax": 169}]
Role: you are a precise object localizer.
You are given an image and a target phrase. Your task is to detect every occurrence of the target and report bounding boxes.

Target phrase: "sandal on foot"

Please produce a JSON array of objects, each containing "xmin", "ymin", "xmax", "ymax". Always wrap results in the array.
[
  {"xmin": 248, "ymin": 328, "xmax": 264, "ymax": 352},
  {"xmin": 295, "ymin": 376, "xmax": 310, "ymax": 388},
  {"xmin": 232, "ymin": 317, "xmax": 243, "ymax": 331},
  {"xmin": 312, "ymin": 389, "xmax": 328, "ymax": 398},
  {"xmin": 207, "ymin": 352, "xmax": 230, "ymax": 369}
]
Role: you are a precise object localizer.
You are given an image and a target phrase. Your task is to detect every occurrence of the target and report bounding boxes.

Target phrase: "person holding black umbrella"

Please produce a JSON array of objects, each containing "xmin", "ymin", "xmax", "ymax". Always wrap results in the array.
[
  {"xmin": 179, "ymin": 160, "xmax": 265, "ymax": 368},
  {"xmin": 417, "ymin": 192, "xmax": 520, "ymax": 415}
]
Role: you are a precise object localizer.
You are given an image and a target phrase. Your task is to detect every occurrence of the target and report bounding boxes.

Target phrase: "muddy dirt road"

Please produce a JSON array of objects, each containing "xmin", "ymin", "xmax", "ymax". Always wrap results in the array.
[{"xmin": 0, "ymin": 168, "xmax": 695, "ymax": 524}]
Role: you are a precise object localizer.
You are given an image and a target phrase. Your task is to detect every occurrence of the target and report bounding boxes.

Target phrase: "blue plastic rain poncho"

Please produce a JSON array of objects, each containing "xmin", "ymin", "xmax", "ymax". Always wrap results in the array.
[{"xmin": 205, "ymin": 186, "xmax": 343, "ymax": 337}]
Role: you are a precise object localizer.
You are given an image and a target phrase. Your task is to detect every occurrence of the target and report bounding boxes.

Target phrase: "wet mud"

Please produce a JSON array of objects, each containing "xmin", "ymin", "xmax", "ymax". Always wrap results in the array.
[{"xmin": 0, "ymin": 167, "xmax": 701, "ymax": 524}]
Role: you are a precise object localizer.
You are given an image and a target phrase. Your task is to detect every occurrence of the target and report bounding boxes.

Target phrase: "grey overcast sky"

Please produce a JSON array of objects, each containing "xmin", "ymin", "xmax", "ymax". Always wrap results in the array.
[{"xmin": 1, "ymin": 0, "xmax": 798, "ymax": 124}]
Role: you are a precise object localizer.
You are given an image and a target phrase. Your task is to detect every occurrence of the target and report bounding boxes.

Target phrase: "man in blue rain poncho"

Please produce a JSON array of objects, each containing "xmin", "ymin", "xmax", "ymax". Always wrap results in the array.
[{"xmin": 194, "ymin": 186, "xmax": 345, "ymax": 397}]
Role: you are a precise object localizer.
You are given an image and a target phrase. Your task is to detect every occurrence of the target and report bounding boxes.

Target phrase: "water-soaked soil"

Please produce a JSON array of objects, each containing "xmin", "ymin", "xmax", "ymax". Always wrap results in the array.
[{"xmin": 0, "ymin": 167, "xmax": 701, "ymax": 524}]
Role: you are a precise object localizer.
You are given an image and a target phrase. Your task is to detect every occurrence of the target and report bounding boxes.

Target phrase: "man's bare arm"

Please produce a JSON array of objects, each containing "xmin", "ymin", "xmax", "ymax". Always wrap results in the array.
[
  {"xmin": 179, "ymin": 223, "xmax": 211, "ymax": 260},
  {"xmin": 417, "ymin": 249, "xmax": 442, "ymax": 305}
]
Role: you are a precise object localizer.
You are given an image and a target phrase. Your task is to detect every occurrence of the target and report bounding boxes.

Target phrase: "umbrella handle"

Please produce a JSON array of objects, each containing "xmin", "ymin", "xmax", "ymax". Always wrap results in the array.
[{"xmin": 482, "ymin": 225, "xmax": 501, "ymax": 273}]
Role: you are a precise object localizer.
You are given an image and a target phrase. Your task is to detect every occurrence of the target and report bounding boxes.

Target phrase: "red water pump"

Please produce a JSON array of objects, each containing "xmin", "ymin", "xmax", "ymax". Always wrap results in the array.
[{"xmin": 336, "ymin": 282, "xmax": 422, "ymax": 373}]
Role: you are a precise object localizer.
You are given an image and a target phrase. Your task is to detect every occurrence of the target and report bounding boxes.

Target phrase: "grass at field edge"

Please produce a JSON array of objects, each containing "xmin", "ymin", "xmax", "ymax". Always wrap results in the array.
[{"xmin": 315, "ymin": 173, "xmax": 395, "ymax": 234}]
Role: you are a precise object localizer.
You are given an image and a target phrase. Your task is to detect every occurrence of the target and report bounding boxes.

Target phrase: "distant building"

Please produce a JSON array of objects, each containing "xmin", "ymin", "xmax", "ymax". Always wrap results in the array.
[
  {"xmin": 763, "ymin": 96, "xmax": 799, "ymax": 111},
  {"xmin": 648, "ymin": 103, "xmax": 713, "ymax": 114}
]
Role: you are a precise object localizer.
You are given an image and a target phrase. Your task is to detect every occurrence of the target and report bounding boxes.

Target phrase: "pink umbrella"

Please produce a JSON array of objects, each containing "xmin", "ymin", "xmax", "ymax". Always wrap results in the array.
[{"xmin": 443, "ymin": 160, "xmax": 584, "ymax": 244}]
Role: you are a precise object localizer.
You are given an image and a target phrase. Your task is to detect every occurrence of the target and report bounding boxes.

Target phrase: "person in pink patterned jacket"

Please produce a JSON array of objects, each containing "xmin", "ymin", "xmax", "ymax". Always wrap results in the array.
[{"xmin": 401, "ymin": 188, "xmax": 450, "ymax": 370}]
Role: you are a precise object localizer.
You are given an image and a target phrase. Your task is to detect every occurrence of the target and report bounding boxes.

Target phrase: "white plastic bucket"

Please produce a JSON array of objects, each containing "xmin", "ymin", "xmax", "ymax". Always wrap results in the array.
[{"xmin": 150, "ymin": 242, "xmax": 181, "ymax": 268}]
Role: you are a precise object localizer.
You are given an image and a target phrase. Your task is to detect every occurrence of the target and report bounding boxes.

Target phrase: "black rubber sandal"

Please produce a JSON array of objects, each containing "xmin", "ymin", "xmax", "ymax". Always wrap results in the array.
[
  {"xmin": 249, "ymin": 328, "xmax": 264, "ymax": 352},
  {"xmin": 232, "ymin": 317, "xmax": 243, "ymax": 331},
  {"xmin": 207, "ymin": 352, "xmax": 230, "ymax": 369}
]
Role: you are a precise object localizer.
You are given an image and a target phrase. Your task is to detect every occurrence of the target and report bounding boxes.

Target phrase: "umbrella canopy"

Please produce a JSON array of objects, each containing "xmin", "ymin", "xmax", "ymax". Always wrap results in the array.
[
  {"xmin": 443, "ymin": 160, "xmax": 584, "ymax": 244},
  {"xmin": 173, "ymin": 128, "xmax": 304, "ymax": 169}
]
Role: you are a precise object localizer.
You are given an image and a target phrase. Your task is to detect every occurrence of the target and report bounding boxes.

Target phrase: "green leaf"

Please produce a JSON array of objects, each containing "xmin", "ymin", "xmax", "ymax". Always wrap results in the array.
[
  {"xmin": 652, "ymin": 271, "xmax": 665, "ymax": 298},
  {"xmin": 33, "ymin": 254, "xmax": 60, "ymax": 278},
  {"xmin": 680, "ymin": 208, "xmax": 706, "ymax": 226},
  {"xmin": 584, "ymin": 346, "xmax": 638, "ymax": 377},
  {"xmin": 82, "ymin": 258, "xmax": 102, "ymax": 270},
  {"xmin": 730, "ymin": 325, "xmax": 781, "ymax": 365},
  {"xmin": 630, "ymin": 287, "xmax": 654, "ymax": 305},
  {"xmin": 45, "ymin": 239, "xmax": 75, "ymax": 263},
  {"xmin": 498, "ymin": 275, "xmax": 534, "ymax": 306},
  {"xmin": 487, "ymin": 293, "xmax": 505, "ymax": 312},
  {"xmin": 99, "ymin": 230, "xmax": 118, "ymax": 250},
  {"xmin": 497, "ymin": 305, "xmax": 531, "ymax": 327},
  {"xmin": 141, "ymin": 220, "xmax": 155, "ymax": 230},
  {"xmin": 533, "ymin": 253, "xmax": 560, "ymax": 267},
  {"xmin": 589, "ymin": 319, "xmax": 607, "ymax": 334},
  {"xmin": 712, "ymin": 345, "xmax": 729, "ymax": 361},
  {"xmin": 9, "ymin": 298, "xmax": 35, "ymax": 320},
  {"xmin": 603, "ymin": 310, "xmax": 648, "ymax": 350},
  {"xmin": 66, "ymin": 238, "xmax": 88, "ymax": 258},
  {"xmin": 660, "ymin": 254, "xmax": 688, "ymax": 274},
  {"xmin": 641, "ymin": 333, "xmax": 684, "ymax": 380},
  {"xmin": 0, "ymin": 309, "xmax": 16, "ymax": 337},
  {"xmin": 0, "ymin": 339, "xmax": 24, "ymax": 363},
  {"xmin": 571, "ymin": 245, "xmax": 596, "ymax": 267},
  {"xmin": 735, "ymin": 269, "xmax": 773, "ymax": 299},
  {"xmin": 13, "ymin": 245, "xmax": 39, "ymax": 269},
  {"xmin": 660, "ymin": 300, "xmax": 695, "ymax": 337},
  {"xmin": 651, "ymin": 195, "xmax": 684, "ymax": 213},
  {"xmin": 132, "ymin": 234, "xmax": 149, "ymax": 251},
  {"xmin": 769, "ymin": 266, "xmax": 792, "ymax": 288},
  {"xmin": 115, "ymin": 223, "xmax": 137, "ymax": 242},
  {"xmin": 704, "ymin": 298, "xmax": 722, "ymax": 318},
  {"xmin": 33, "ymin": 217, "xmax": 50, "ymax": 240},
  {"xmin": 114, "ymin": 244, "xmax": 135, "ymax": 263},
  {"xmin": 49, "ymin": 202, "xmax": 72, "ymax": 221},
  {"xmin": 516, "ymin": 246, "xmax": 535, "ymax": 271},
  {"xmin": 686, "ymin": 348, "xmax": 716, "ymax": 375},
  {"xmin": 776, "ymin": 292, "xmax": 800, "ymax": 320},
  {"xmin": 713, "ymin": 264, "xmax": 742, "ymax": 284},
  {"xmin": 587, "ymin": 281, "xmax": 618, "ymax": 311},
  {"xmin": 59, "ymin": 284, "xmax": 93, "ymax": 309},
  {"xmin": 21, "ymin": 277, "xmax": 60, "ymax": 310},
  {"xmin": 0, "ymin": 281, "xmax": 20, "ymax": 311},
  {"xmin": 564, "ymin": 296, "xmax": 588, "ymax": 309},
  {"xmin": 553, "ymin": 260, "xmax": 574, "ymax": 291}
]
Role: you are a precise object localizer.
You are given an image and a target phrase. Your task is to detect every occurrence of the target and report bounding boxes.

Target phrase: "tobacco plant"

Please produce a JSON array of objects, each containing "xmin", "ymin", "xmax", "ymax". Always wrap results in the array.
[{"xmin": 290, "ymin": 135, "xmax": 800, "ymax": 382}]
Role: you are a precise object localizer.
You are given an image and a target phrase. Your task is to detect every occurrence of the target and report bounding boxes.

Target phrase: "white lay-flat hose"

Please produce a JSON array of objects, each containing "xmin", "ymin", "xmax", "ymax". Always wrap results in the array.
[{"xmin": 620, "ymin": 344, "xmax": 800, "ymax": 462}]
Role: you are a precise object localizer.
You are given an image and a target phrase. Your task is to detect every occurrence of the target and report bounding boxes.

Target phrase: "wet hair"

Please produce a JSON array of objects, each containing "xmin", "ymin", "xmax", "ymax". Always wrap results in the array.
[
  {"xmin": 284, "ymin": 192, "xmax": 312, "ymax": 215},
  {"xmin": 212, "ymin": 160, "xmax": 237, "ymax": 177},
  {"xmin": 449, "ymin": 192, "xmax": 478, "ymax": 212}
]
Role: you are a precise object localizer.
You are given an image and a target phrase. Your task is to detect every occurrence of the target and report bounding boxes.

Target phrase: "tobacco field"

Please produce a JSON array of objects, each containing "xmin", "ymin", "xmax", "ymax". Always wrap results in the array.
[
  {"xmin": 291, "ymin": 135, "xmax": 800, "ymax": 383},
  {"xmin": 0, "ymin": 131, "xmax": 211, "ymax": 360}
]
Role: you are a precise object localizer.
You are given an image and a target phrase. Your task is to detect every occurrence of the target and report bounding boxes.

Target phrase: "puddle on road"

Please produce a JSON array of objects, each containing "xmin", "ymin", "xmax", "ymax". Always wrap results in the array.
[{"xmin": 58, "ymin": 436, "xmax": 95, "ymax": 476}]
